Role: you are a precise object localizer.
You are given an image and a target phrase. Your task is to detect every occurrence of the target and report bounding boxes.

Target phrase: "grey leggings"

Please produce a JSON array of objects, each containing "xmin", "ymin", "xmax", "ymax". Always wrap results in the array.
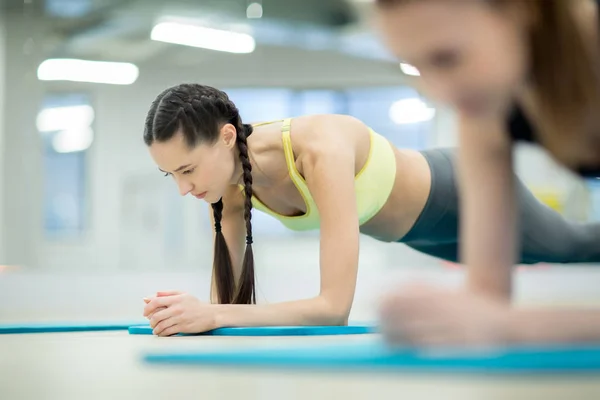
[{"xmin": 399, "ymin": 148, "xmax": 600, "ymax": 264}]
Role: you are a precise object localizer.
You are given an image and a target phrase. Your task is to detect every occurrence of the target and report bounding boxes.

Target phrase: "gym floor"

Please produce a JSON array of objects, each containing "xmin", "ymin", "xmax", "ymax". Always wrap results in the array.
[{"xmin": 3, "ymin": 267, "xmax": 600, "ymax": 400}]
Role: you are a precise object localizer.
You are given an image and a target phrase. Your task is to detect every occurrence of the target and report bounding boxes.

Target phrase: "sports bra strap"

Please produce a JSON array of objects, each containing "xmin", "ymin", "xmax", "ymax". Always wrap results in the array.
[{"xmin": 251, "ymin": 119, "xmax": 285, "ymax": 128}]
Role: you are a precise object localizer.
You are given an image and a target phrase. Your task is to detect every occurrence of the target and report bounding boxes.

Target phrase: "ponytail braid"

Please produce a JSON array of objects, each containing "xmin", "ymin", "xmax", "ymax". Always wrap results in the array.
[
  {"xmin": 211, "ymin": 198, "xmax": 236, "ymax": 304},
  {"xmin": 233, "ymin": 123, "xmax": 256, "ymax": 304}
]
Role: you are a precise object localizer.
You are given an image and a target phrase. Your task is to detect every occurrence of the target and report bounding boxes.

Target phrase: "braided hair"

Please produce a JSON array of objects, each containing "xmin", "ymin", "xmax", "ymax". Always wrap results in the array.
[{"xmin": 144, "ymin": 83, "xmax": 256, "ymax": 304}]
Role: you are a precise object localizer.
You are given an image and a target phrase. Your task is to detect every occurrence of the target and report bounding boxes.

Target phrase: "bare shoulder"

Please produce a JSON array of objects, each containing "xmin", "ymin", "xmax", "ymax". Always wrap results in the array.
[{"xmin": 290, "ymin": 114, "xmax": 368, "ymax": 155}]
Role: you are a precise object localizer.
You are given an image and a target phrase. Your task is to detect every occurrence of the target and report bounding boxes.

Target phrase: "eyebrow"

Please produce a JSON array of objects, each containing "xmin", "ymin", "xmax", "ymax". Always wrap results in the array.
[{"xmin": 159, "ymin": 164, "xmax": 192, "ymax": 174}]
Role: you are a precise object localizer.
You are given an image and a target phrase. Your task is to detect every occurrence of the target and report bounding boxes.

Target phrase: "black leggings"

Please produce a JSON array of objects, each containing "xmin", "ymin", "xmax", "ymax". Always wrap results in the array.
[{"xmin": 398, "ymin": 148, "xmax": 600, "ymax": 264}]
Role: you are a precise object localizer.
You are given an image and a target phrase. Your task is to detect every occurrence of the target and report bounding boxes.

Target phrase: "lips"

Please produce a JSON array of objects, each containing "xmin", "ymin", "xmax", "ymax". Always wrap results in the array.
[{"xmin": 193, "ymin": 192, "xmax": 207, "ymax": 200}]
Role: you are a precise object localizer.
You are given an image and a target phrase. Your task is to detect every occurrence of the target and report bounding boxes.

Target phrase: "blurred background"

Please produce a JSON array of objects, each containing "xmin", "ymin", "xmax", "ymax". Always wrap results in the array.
[{"xmin": 1, "ymin": 0, "xmax": 600, "ymax": 323}]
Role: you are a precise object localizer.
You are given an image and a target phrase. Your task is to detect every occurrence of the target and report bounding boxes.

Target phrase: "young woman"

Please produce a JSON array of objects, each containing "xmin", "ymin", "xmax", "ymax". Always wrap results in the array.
[
  {"xmin": 141, "ymin": 83, "xmax": 600, "ymax": 337},
  {"xmin": 374, "ymin": 0, "xmax": 600, "ymax": 346}
]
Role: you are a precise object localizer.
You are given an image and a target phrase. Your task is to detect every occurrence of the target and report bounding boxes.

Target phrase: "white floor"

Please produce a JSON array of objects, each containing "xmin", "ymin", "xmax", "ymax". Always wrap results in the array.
[
  {"xmin": 2, "ymin": 330, "xmax": 600, "ymax": 400},
  {"xmin": 2, "ymin": 266, "xmax": 600, "ymax": 400}
]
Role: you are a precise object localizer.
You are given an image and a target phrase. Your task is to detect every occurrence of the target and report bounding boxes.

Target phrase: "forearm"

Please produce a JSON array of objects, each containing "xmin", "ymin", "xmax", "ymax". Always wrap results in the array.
[
  {"xmin": 463, "ymin": 197, "xmax": 515, "ymax": 300},
  {"xmin": 509, "ymin": 308, "xmax": 600, "ymax": 344},
  {"xmin": 458, "ymin": 117, "xmax": 516, "ymax": 300},
  {"xmin": 214, "ymin": 295, "xmax": 348, "ymax": 328}
]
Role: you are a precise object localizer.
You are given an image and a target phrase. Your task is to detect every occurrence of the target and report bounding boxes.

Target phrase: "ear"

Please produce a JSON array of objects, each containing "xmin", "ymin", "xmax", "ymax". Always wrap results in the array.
[{"xmin": 220, "ymin": 123, "xmax": 238, "ymax": 149}]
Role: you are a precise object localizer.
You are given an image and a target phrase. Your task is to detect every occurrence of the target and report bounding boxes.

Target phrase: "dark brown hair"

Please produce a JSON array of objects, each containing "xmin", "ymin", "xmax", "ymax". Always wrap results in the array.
[
  {"xmin": 376, "ymin": 0, "xmax": 600, "ymax": 167},
  {"xmin": 144, "ymin": 83, "xmax": 256, "ymax": 305}
]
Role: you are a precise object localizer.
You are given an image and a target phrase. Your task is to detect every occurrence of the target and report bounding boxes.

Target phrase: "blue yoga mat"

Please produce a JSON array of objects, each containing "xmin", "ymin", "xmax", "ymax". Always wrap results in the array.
[
  {"xmin": 0, "ymin": 320, "xmax": 147, "ymax": 334},
  {"xmin": 129, "ymin": 324, "xmax": 377, "ymax": 336},
  {"xmin": 142, "ymin": 340, "xmax": 600, "ymax": 373}
]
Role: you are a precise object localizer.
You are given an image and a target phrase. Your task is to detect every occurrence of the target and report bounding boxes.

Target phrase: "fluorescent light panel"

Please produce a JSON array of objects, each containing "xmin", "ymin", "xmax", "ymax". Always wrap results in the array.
[
  {"xmin": 151, "ymin": 22, "xmax": 256, "ymax": 54},
  {"xmin": 36, "ymin": 105, "xmax": 95, "ymax": 133},
  {"xmin": 389, "ymin": 98, "xmax": 435, "ymax": 125},
  {"xmin": 400, "ymin": 63, "xmax": 420, "ymax": 77},
  {"xmin": 52, "ymin": 127, "xmax": 94, "ymax": 153},
  {"xmin": 37, "ymin": 59, "xmax": 139, "ymax": 85}
]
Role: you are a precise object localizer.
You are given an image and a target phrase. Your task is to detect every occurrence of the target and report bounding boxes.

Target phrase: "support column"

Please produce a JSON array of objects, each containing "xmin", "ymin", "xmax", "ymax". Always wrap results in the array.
[
  {"xmin": 0, "ymin": 11, "xmax": 6, "ymax": 262},
  {"xmin": 2, "ymin": 11, "xmax": 44, "ymax": 267}
]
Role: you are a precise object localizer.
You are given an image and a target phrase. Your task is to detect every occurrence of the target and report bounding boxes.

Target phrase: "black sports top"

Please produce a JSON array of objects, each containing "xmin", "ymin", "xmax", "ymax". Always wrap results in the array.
[{"xmin": 507, "ymin": 1, "xmax": 600, "ymax": 178}]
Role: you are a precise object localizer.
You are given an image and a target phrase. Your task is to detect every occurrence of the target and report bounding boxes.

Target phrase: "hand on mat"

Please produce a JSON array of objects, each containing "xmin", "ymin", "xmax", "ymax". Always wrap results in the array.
[
  {"xmin": 143, "ymin": 291, "xmax": 182, "ymax": 321},
  {"xmin": 379, "ymin": 283, "xmax": 512, "ymax": 347},
  {"xmin": 143, "ymin": 292, "xmax": 217, "ymax": 336}
]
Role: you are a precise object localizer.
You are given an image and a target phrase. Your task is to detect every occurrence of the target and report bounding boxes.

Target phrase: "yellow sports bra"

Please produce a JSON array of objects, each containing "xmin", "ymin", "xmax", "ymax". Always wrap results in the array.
[{"xmin": 240, "ymin": 118, "xmax": 397, "ymax": 231}]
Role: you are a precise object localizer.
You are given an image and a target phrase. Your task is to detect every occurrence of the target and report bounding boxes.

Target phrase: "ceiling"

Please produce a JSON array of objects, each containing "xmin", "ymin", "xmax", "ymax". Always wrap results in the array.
[
  {"xmin": 0, "ymin": 0, "xmax": 392, "ymax": 69},
  {"xmin": 1, "ymin": 0, "xmax": 391, "ymax": 66}
]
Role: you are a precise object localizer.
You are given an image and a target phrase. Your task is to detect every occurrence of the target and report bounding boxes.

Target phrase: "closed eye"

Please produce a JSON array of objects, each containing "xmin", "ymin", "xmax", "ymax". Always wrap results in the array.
[
  {"xmin": 181, "ymin": 168, "xmax": 195, "ymax": 175},
  {"xmin": 161, "ymin": 167, "xmax": 195, "ymax": 177}
]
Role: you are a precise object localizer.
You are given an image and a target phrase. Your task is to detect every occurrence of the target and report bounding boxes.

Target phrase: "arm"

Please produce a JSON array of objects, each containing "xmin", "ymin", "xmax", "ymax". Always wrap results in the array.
[
  {"xmin": 457, "ymin": 114, "xmax": 516, "ymax": 300},
  {"xmin": 510, "ymin": 308, "xmax": 600, "ymax": 344},
  {"xmin": 208, "ymin": 185, "xmax": 246, "ymax": 304},
  {"xmin": 215, "ymin": 115, "xmax": 362, "ymax": 327}
]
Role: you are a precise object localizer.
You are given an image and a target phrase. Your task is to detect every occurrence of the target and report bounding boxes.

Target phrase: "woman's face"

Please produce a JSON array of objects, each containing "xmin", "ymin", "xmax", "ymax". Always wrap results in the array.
[
  {"xmin": 375, "ymin": 0, "xmax": 530, "ymax": 117},
  {"xmin": 148, "ymin": 124, "xmax": 238, "ymax": 204}
]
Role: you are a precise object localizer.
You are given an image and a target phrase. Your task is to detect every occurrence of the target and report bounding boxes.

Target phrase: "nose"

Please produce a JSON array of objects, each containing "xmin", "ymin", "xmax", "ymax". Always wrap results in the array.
[{"xmin": 176, "ymin": 179, "xmax": 194, "ymax": 197}]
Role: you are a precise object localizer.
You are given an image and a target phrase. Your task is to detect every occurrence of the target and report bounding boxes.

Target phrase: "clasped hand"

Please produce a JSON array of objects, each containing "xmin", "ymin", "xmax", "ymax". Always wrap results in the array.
[{"xmin": 142, "ymin": 291, "xmax": 218, "ymax": 336}]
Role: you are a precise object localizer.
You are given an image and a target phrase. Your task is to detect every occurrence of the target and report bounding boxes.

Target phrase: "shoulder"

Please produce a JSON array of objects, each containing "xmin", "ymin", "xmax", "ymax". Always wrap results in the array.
[
  {"xmin": 291, "ymin": 114, "xmax": 367, "ymax": 157},
  {"xmin": 294, "ymin": 114, "xmax": 367, "ymax": 138}
]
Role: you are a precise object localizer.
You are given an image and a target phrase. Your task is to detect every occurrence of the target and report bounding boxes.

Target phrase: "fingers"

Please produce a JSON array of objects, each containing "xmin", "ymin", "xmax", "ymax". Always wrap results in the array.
[
  {"xmin": 157, "ymin": 290, "xmax": 183, "ymax": 297},
  {"xmin": 143, "ymin": 290, "xmax": 184, "ymax": 305},
  {"xmin": 154, "ymin": 317, "xmax": 178, "ymax": 336},
  {"xmin": 143, "ymin": 295, "xmax": 180, "ymax": 317},
  {"xmin": 148, "ymin": 307, "xmax": 174, "ymax": 328},
  {"xmin": 158, "ymin": 325, "xmax": 182, "ymax": 337},
  {"xmin": 147, "ymin": 307, "xmax": 165, "ymax": 321}
]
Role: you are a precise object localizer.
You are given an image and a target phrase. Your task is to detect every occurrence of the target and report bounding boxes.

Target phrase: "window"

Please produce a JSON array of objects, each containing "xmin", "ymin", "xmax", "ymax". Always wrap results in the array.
[
  {"xmin": 37, "ymin": 93, "xmax": 93, "ymax": 238},
  {"xmin": 344, "ymin": 86, "xmax": 434, "ymax": 149},
  {"xmin": 225, "ymin": 88, "xmax": 293, "ymax": 123},
  {"xmin": 588, "ymin": 179, "xmax": 600, "ymax": 222},
  {"xmin": 291, "ymin": 90, "xmax": 347, "ymax": 116}
]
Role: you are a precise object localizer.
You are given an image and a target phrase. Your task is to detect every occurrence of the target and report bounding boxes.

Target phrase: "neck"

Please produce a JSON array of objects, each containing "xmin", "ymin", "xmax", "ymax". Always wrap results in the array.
[{"xmin": 229, "ymin": 145, "xmax": 270, "ymax": 187}]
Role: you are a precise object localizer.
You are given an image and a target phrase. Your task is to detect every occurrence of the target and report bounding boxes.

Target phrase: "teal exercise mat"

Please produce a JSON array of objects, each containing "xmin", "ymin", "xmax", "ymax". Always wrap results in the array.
[
  {"xmin": 0, "ymin": 320, "xmax": 147, "ymax": 334},
  {"xmin": 142, "ymin": 340, "xmax": 600, "ymax": 373},
  {"xmin": 129, "ymin": 323, "xmax": 377, "ymax": 336}
]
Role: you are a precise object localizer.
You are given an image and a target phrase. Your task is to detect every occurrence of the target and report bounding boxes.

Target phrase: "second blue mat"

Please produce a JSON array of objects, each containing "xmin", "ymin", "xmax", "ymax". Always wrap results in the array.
[
  {"xmin": 129, "ymin": 324, "xmax": 377, "ymax": 336},
  {"xmin": 142, "ymin": 340, "xmax": 600, "ymax": 373},
  {"xmin": 0, "ymin": 320, "xmax": 146, "ymax": 334}
]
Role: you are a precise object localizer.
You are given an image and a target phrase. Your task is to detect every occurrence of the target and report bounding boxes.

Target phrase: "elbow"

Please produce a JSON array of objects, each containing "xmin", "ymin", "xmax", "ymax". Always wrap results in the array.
[{"xmin": 317, "ymin": 296, "xmax": 352, "ymax": 326}]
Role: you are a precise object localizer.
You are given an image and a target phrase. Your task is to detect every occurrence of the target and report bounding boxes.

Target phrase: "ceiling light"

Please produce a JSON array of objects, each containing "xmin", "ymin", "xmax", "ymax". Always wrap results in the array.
[
  {"xmin": 37, "ymin": 58, "xmax": 139, "ymax": 85},
  {"xmin": 151, "ymin": 22, "xmax": 256, "ymax": 54},
  {"xmin": 400, "ymin": 63, "xmax": 420, "ymax": 77}
]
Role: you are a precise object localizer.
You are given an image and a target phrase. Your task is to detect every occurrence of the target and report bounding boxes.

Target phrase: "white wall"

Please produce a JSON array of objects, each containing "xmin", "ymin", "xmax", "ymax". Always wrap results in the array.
[{"xmin": 0, "ymin": 12, "xmax": 6, "ymax": 261}]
